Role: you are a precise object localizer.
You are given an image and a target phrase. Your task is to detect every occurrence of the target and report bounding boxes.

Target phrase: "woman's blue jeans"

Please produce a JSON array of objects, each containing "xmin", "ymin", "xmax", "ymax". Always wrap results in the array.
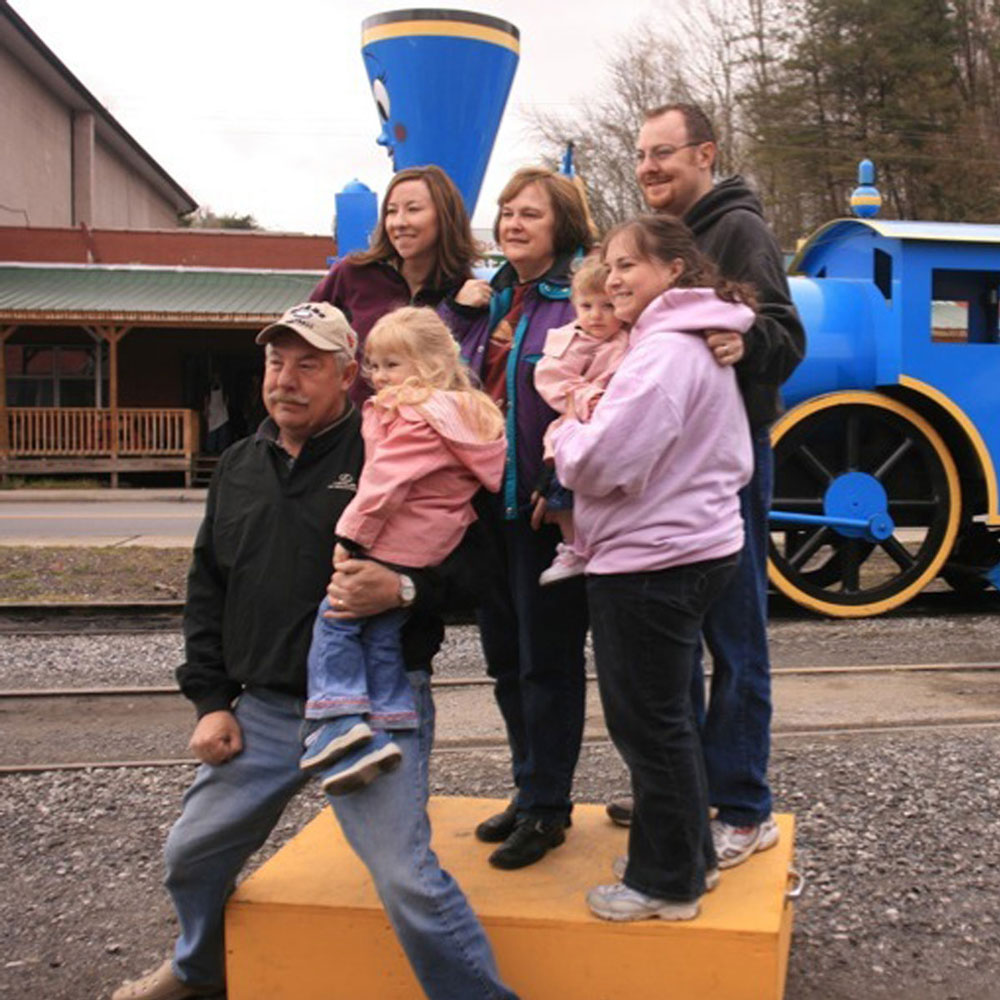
[
  {"xmin": 163, "ymin": 676, "xmax": 516, "ymax": 999},
  {"xmin": 588, "ymin": 555, "xmax": 738, "ymax": 901}
]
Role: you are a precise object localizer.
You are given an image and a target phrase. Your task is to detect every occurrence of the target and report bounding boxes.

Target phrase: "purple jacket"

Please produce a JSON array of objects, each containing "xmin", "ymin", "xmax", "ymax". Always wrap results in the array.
[
  {"xmin": 310, "ymin": 257, "xmax": 460, "ymax": 408},
  {"xmin": 439, "ymin": 254, "xmax": 578, "ymax": 519}
]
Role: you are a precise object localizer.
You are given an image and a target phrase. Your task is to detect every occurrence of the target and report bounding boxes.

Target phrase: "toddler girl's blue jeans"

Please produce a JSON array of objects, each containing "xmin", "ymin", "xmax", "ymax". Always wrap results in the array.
[{"xmin": 305, "ymin": 599, "xmax": 417, "ymax": 729}]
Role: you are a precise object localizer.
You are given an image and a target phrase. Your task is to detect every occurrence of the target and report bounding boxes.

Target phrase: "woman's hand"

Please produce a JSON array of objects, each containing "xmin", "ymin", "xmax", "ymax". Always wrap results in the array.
[
  {"xmin": 455, "ymin": 279, "xmax": 493, "ymax": 309},
  {"xmin": 333, "ymin": 542, "xmax": 350, "ymax": 567},
  {"xmin": 705, "ymin": 330, "xmax": 745, "ymax": 367},
  {"xmin": 530, "ymin": 491, "xmax": 548, "ymax": 531}
]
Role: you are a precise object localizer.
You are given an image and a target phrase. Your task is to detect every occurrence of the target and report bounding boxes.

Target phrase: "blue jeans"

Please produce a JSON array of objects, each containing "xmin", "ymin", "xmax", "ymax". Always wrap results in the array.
[
  {"xmin": 589, "ymin": 556, "xmax": 737, "ymax": 901},
  {"xmin": 305, "ymin": 600, "xmax": 417, "ymax": 728},
  {"xmin": 164, "ymin": 677, "xmax": 516, "ymax": 999},
  {"xmin": 691, "ymin": 425, "xmax": 774, "ymax": 826}
]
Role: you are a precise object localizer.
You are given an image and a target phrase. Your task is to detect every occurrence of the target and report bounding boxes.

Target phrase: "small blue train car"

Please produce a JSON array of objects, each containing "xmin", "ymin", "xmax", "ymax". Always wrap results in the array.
[{"xmin": 773, "ymin": 218, "xmax": 1000, "ymax": 616}]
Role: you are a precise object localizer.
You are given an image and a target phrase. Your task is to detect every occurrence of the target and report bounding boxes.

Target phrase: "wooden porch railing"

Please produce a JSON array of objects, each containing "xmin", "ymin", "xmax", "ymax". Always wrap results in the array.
[{"xmin": 3, "ymin": 407, "xmax": 199, "ymax": 457}]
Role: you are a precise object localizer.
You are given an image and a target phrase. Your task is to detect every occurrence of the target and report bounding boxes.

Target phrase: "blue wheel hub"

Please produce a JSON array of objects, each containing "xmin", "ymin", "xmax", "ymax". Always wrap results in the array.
[{"xmin": 824, "ymin": 472, "xmax": 894, "ymax": 541}]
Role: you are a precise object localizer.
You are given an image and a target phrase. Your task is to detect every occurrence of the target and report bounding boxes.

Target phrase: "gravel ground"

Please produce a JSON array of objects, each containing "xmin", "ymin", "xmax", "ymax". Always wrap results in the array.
[
  {"xmin": 2, "ymin": 731, "xmax": 999, "ymax": 1000},
  {"xmin": 4, "ymin": 621, "xmax": 1000, "ymax": 999},
  {"xmin": 3, "ymin": 612, "xmax": 999, "ymax": 692}
]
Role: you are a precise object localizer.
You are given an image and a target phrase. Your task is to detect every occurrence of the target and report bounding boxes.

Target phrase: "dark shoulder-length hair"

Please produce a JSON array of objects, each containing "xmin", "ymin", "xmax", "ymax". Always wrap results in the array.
[
  {"xmin": 351, "ymin": 165, "xmax": 479, "ymax": 290},
  {"xmin": 602, "ymin": 214, "xmax": 757, "ymax": 309},
  {"xmin": 493, "ymin": 167, "xmax": 594, "ymax": 257}
]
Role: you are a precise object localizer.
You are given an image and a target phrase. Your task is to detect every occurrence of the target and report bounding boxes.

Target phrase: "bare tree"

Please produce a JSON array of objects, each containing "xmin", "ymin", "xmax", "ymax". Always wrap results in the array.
[{"xmin": 523, "ymin": 28, "xmax": 696, "ymax": 233}]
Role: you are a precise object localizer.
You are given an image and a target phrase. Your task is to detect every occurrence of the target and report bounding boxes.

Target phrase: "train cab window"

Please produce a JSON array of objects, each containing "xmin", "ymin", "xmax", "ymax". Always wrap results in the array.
[
  {"xmin": 873, "ymin": 250, "xmax": 892, "ymax": 301},
  {"xmin": 931, "ymin": 269, "xmax": 1000, "ymax": 344}
]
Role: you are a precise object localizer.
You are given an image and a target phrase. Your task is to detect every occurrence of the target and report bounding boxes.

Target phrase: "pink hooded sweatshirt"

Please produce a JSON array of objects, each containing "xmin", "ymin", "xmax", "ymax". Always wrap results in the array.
[
  {"xmin": 550, "ymin": 287, "xmax": 754, "ymax": 575},
  {"xmin": 534, "ymin": 320, "xmax": 629, "ymax": 461},
  {"xmin": 337, "ymin": 389, "xmax": 506, "ymax": 567}
]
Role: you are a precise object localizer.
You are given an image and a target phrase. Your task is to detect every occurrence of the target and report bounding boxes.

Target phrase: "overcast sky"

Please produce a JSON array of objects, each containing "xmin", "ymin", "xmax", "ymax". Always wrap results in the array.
[{"xmin": 12, "ymin": 0, "xmax": 666, "ymax": 233}]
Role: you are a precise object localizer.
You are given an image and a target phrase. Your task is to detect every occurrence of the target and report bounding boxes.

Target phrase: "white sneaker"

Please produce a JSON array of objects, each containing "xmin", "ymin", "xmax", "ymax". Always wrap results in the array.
[
  {"xmin": 586, "ymin": 882, "xmax": 699, "ymax": 922},
  {"xmin": 539, "ymin": 543, "xmax": 586, "ymax": 586},
  {"xmin": 612, "ymin": 855, "xmax": 719, "ymax": 890},
  {"xmin": 712, "ymin": 815, "xmax": 780, "ymax": 869}
]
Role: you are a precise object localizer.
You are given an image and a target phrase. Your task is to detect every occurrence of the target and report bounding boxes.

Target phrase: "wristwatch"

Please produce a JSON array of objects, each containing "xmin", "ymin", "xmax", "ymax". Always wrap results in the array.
[{"xmin": 398, "ymin": 574, "xmax": 416, "ymax": 608}]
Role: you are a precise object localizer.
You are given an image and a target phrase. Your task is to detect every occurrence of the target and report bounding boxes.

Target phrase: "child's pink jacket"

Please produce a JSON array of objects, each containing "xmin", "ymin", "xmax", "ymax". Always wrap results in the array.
[
  {"xmin": 336, "ymin": 390, "xmax": 506, "ymax": 567},
  {"xmin": 534, "ymin": 321, "xmax": 629, "ymax": 460}
]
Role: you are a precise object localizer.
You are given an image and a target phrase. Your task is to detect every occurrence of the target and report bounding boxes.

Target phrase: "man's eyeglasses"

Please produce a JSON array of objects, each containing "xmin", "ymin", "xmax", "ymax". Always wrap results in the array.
[{"xmin": 636, "ymin": 140, "xmax": 705, "ymax": 165}]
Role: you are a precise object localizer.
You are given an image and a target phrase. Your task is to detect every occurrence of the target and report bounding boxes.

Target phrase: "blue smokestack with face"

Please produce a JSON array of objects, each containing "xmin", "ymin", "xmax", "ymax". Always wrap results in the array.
[{"xmin": 361, "ymin": 9, "xmax": 520, "ymax": 216}]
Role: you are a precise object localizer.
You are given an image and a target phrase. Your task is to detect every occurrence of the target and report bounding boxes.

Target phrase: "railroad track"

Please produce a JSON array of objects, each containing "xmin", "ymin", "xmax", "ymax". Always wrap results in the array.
[
  {"xmin": 3, "ymin": 660, "xmax": 1000, "ymax": 774},
  {"xmin": 3, "ymin": 658, "xmax": 1000, "ymax": 700},
  {"xmin": 1, "ymin": 587, "xmax": 997, "ymax": 634},
  {"xmin": 6, "ymin": 719, "xmax": 1000, "ymax": 775}
]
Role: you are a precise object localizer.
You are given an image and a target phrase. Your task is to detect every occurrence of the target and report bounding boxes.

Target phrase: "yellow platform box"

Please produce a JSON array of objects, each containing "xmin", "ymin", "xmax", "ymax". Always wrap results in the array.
[{"xmin": 226, "ymin": 797, "xmax": 797, "ymax": 1000}]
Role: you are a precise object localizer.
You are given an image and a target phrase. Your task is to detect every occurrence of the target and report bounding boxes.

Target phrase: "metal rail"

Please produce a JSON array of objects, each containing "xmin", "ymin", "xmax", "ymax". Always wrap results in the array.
[
  {"xmin": 5, "ymin": 717, "xmax": 1000, "ymax": 775},
  {"xmin": 0, "ymin": 587, "xmax": 996, "ymax": 635},
  {"xmin": 2, "ymin": 660, "xmax": 998, "ymax": 701}
]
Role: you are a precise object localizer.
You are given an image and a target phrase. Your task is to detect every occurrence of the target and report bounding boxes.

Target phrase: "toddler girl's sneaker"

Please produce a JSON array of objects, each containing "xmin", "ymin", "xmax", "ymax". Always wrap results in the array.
[
  {"xmin": 299, "ymin": 715, "xmax": 373, "ymax": 771},
  {"xmin": 539, "ymin": 542, "xmax": 587, "ymax": 586},
  {"xmin": 320, "ymin": 730, "xmax": 402, "ymax": 796}
]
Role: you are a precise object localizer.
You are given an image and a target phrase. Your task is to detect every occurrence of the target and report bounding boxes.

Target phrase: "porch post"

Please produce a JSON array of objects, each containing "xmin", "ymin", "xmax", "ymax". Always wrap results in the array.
[
  {"xmin": 0, "ymin": 327, "xmax": 16, "ymax": 484},
  {"xmin": 94, "ymin": 325, "xmax": 131, "ymax": 487}
]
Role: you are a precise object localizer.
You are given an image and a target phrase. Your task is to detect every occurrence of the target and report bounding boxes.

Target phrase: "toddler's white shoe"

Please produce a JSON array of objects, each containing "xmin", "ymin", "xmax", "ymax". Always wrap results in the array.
[{"xmin": 539, "ymin": 543, "xmax": 586, "ymax": 586}]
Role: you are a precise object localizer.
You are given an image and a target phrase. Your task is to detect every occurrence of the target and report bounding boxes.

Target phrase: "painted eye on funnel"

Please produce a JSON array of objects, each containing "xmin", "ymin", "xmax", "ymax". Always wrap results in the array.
[{"xmin": 372, "ymin": 77, "xmax": 390, "ymax": 122}]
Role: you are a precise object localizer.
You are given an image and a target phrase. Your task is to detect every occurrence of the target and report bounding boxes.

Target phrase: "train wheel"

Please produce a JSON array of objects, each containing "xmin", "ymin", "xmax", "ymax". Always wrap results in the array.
[{"xmin": 768, "ymin": 392, "xmax": 961, "ymax": 617}]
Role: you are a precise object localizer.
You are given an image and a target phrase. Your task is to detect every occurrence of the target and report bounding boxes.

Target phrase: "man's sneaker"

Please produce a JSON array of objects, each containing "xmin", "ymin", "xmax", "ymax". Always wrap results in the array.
[
  {"xmin": 300, "ymin": 715, "xmax": 373, "ymax": 771},
  {"xmin": 612, "ymin": 855, "xmax": 720, "ymax": 891},
  {"xmin": 712, "ymin": 814, "xmax": 780, "ymax": 869},
  {"xmin": 489, "ymin": 816, "xmax": 567, "ymax": 869},
  {"xmin": 605, "ymin": 795, "xmax": 633, "ymax": 827},
  {"xmin": 110, "ymin": 959, "xmax": 218, "ymax": 1000},
  {"xmin": 586, "ymin": 882, "xmax": 699, "ymax": 922},
  {"xmin": 539, "ymin": 543, "xmax": 587, "ymax": 586},
  {"xmin": 320, "ymin": 731, "xmax": 402, "ymax": 796}
]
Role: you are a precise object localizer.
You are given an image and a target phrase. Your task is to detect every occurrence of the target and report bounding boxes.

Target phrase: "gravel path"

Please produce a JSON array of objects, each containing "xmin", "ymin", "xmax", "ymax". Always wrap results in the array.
[
  {"xmin": 3, "ymin": 621, "xmax": 1000, "ymax": 999},
  {"xmin": 2, "ymin": 730, "xmax": 999, "ymax": 999},
  {"xmin": 3, "ymin": 611, "xmax": 998, "ymax": 692}
]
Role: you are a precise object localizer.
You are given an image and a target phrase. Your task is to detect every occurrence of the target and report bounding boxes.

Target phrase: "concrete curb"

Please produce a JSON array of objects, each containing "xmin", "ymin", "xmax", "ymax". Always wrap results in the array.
[{"xmin": 0, "ymin": 489, "xmax": 208, "ymax": 503}]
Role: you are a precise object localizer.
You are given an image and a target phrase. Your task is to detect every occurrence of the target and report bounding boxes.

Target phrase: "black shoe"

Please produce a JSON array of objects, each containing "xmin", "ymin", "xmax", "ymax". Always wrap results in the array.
[
  {"xmin": 475, "ymin": 800, "xmax": 520, "ymax": 843},
  {"xmin": 489, "ymin": 816, "xmax": 567, "ymax": 870},
  {"xmin": 606, "ymin": 796, "xmax": 633, "ymax": 827}
]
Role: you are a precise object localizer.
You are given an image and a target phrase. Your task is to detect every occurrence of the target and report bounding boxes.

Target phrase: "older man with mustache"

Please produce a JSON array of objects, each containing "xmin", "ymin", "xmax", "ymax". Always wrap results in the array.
[{"xmin": 110, "ymin": 302, "xmax": 516, "ymax": 1000}]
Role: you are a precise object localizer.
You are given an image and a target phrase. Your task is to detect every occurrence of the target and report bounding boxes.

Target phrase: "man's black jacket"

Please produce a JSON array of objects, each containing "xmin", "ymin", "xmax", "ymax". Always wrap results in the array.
[
  {"xmin": 177, "ymin": 407, "xmax": 475, "ymax": 718},
  {"xmin": 685, "ymin": 176, "xmax": 806, "ymax": 428}
]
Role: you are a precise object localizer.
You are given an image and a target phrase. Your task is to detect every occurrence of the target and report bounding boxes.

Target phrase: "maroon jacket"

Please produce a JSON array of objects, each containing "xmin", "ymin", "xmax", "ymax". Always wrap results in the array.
[{"xmin": 310, "ymin": 257, "xmax": 462, "ymax": 407}]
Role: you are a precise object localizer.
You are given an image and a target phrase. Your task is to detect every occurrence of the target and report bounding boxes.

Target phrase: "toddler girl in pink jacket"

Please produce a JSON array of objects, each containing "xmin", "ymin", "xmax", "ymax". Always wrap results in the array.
[
  {"xmin": 300, "ymin": 306, "xmax": 506, "ymax": 795},
  {"xmin": 533, "ymin": 254, "xmax": 629, "ymax": 584}
]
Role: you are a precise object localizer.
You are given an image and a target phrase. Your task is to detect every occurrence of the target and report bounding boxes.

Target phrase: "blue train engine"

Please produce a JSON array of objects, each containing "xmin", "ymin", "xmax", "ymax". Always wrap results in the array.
[{"xmin": 772, "ymin": 163, "xmax": 1000, "ymax": 616}]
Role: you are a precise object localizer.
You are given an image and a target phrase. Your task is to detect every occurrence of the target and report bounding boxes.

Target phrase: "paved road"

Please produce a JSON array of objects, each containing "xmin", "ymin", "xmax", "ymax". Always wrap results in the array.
[{"xmin": 0, "ymin": 500, "xmax": 204, "ymax": 547}]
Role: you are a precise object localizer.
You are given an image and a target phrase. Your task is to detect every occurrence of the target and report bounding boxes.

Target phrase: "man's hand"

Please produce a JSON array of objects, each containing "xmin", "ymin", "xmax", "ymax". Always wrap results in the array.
[
  {"xmin": 455, "ymin": 279, "xmax": 493, "ymax": 309},
  {"xmin": 705, "ymin": 330, "xmax": 745, "ymax": 367},
  {"xmin": 189, "ymin": 710, "xmax": 243, "ymax": 765},
  {"xmin": 325, "ymin": 558, "xmax": 402, "ymax": 619}
]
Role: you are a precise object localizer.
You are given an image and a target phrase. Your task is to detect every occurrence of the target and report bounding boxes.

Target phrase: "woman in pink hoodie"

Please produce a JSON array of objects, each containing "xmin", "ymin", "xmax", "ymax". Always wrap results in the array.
[
  {"xmin": 550, "ymin": 214, "xmax": 756, "ymax": 923},
  {"xmin": 299, "ymin": 307, "xmax": 506, "ymax": 795}
]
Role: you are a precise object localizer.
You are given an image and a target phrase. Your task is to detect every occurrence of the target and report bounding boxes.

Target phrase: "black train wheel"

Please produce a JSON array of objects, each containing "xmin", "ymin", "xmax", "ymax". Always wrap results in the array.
[{"xmin": 768, "ymin": 392, "xmax": 960, "ymax": 617}]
